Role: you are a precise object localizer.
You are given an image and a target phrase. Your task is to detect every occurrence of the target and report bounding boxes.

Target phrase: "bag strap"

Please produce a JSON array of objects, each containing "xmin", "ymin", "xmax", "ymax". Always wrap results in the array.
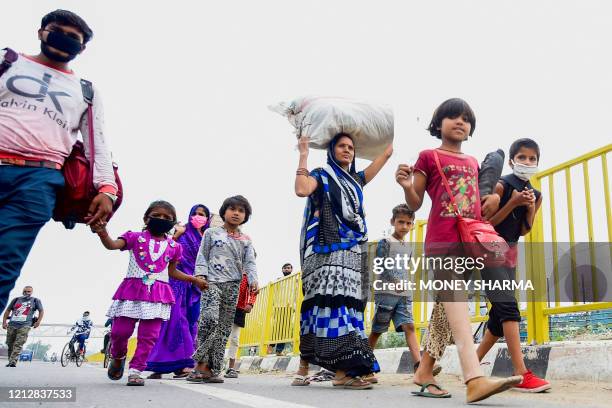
[
  {"xmin": 0, "ymin": 48, "xmax": 18, "ymax": 78},
  {"xmin": 80, "ymin": 79, "xmax": 96, "ymax": 187},
  {"xmin": 433, "ymin": 150, "xmax": 461, "ymax": 217}
]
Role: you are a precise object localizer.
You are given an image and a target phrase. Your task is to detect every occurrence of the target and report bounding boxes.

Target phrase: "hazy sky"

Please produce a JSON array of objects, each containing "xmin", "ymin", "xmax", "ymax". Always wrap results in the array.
[{"xmin": 2, "ymin": 1, "xmax": 611, "ymax": 353}]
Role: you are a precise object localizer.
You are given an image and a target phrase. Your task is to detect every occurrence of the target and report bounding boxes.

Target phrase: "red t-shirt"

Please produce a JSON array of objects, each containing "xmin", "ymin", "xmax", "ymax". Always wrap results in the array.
[{"xmin": 414, "ymin": 149, "xmax": 481, "ymax": 255}]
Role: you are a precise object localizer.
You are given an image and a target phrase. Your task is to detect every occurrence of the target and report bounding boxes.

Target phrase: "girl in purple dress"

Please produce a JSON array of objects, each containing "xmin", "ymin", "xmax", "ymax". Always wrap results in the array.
[
  {"xmin": 94, "ymin": 200, "xmax": 208, "ymax": 386},
  {"xmin": 146, "ymin": 204, "xmax": 211, "ymax": 378}
]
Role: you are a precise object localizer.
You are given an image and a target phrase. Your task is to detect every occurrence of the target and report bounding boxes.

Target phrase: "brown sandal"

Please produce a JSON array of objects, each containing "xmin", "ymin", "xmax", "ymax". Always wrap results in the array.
[
  {"xmin": 203, "ymin": 375, "xmax": 224, "ymax": 383},
  {"xmin": 173, "ymin": 369, "xmax": 190, "ymax": 379},
  {"xmin": 186, "ymin": 369, "xmax": 208, "ymax": 383},
  {"xmin": 363, "ymin": 373, "xmax": 379, "ymax": 384},
  {"xmin": 332, "ymin": 376, "xmax": 373, "ymax": 390},
  {"xmin": 466, "ymin": 376, "xmax": 522, "ymax": 403}
]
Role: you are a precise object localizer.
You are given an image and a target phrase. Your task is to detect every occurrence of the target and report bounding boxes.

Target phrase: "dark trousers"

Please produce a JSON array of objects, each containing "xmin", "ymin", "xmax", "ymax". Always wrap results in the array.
[
  {"xmin": 0, "ymin": 166, "xmax": 64, "ymax": 312},
  {"xmin": 70, "ymin": 333, "xmax": 89, "ymax": 354},
  {"xmin": 481, "ymin": 266, "xmax": 522, "ymax": 337}
]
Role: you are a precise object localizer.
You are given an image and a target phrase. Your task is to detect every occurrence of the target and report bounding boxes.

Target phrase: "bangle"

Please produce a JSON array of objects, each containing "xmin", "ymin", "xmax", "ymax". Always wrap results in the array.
[
  {"xmin": 296, "ymin": 168, "xmax": 309, "ymax": 176},
  {"xmin": 102, "ymin": 192, "xmax": 118, "ymax": 204}
]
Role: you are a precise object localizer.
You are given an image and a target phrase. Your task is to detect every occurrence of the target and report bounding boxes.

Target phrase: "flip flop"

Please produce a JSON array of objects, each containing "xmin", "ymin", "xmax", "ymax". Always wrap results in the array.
[
  {"xmin": 332, "ymin": 376, "xmax": 373, "ymax": 390},
  {"xmin": 291, "ymin": 375, "xmax": 311, "ymax": 386},
  {"xmin": 203, "ymin": 375, "xmax": 224, "ymax": 383},
  {"xmin": 363, "ymin": 373, "xmax": 379, "ymax": 384},
  {"xmin": 127, "ymin": 374, "xmax": 145, "ymax": 386},
  {"xmin": 173, "ymin": 372, "xmax": 189, "ymax": 379},
  {"xmin": 411, "ymin": 382, "xmax": 451, "ymax": 398},
  {"xmin": 107, "ymin": 357, "xmax": 126, "ymax": 381},
  {"xmin": 186, "ymin": 369, "xmax": 208, "ymax": 383}
]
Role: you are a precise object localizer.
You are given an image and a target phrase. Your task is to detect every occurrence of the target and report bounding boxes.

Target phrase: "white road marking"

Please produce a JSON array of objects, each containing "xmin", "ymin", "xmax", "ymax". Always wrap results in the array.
[
  {"xmin": 91, "ymin": 364, "xmax": 316, "ymax": 408},
  {"xmin": 168, "ymin": 381, "xmax": 318, "ymax": 408}
]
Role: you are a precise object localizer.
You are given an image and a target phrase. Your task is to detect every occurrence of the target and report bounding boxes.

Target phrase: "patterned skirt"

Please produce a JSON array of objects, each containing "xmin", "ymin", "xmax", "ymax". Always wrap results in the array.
[{"xmin": 299, "ymin": 244, "xmax": 379, "ymax": 376}]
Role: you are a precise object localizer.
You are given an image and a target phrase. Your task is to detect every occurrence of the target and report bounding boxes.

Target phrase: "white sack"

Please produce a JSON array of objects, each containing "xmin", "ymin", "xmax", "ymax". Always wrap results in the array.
[{"xmin": 270, "ymin": 96, "xmax": 394, "ymax": 160}]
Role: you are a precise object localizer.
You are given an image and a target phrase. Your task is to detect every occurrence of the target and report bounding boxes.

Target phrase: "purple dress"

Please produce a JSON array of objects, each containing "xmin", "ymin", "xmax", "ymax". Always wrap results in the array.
[
  {"xmin": 146, "ymin": 204, "xmax": 210, "ymax": 374},
  {"xmin": 106, "ymin": 230, "xmax": 181, "ymax": 320}
]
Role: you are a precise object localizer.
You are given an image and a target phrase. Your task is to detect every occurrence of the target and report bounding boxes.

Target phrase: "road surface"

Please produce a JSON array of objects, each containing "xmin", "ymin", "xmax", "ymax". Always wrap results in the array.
[{"xmin": 0, "ymin": 360, "xmax": 609, "ymax": 407}]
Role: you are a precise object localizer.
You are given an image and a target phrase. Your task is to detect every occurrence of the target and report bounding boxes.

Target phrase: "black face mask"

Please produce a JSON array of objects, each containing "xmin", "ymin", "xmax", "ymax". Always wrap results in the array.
[
  {"xmin": 40, "ymin": 30, "xmax": 82, "ymax": 62},
  {"xmin": 282, "ymin": 271, "xmax": 291, "ymax": 277},
  {"xmin": 147, "ymin": 217, "xmax": 175, "ymax": 235}
]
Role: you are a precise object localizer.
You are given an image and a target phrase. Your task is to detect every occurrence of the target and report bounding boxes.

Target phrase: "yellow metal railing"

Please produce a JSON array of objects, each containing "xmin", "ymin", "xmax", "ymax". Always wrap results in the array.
[
  {"xmin": 238, "ymin": 273, "xmax": 303, "ymax": 356},
  {"xmin": 236, "ymin": 144, "xmax": 611, "ymax": 353},
  {"xmin": 526, "ymin": 144, "xmax": 612, "ymax": 343}
]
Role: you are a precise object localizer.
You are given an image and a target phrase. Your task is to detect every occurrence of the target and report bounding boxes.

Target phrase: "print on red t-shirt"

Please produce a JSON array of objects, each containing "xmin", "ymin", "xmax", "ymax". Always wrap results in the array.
[{"xmin": 414, "ymin": 149, "xmax": 481, "ymax": 254}]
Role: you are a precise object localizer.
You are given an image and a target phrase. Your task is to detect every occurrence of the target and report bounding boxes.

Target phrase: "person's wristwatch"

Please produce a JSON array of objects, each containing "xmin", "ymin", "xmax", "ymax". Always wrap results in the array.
[{"xmin": 101, "ymin": 192, "xmax": 118, "ymax": 205}]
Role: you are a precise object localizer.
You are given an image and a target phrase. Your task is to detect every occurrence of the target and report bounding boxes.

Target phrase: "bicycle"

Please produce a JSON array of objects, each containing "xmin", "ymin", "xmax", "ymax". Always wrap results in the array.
[
  {"xmin": 103, "ymin": 338, "xmax": 112, "ymax": 368},
  {"xmin": 61, "ymin": 334, "xmax": 87, "ymax": 367}
]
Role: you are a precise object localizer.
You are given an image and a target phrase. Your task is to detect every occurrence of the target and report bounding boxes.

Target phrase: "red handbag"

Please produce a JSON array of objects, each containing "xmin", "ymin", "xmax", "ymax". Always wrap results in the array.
[
  {"xmin": 433, "ymin": 150, "xmax": 509, "ymax": 266},
  {"xmin": 52, "ymin": 80, "xmax": 123, "ymax": 229}
]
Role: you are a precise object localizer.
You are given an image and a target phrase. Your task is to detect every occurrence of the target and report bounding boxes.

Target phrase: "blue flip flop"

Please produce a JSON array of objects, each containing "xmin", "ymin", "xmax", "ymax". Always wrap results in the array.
[{"xmin": 412, "ymin": 383, "xmax": 452, "ymax": 398}]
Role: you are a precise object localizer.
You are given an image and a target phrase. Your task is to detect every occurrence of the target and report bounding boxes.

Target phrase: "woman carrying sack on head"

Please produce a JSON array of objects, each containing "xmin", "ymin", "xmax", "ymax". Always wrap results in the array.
[{"xmin": 292, "ymin": 133, "xmax": 392, "ymax": 389}]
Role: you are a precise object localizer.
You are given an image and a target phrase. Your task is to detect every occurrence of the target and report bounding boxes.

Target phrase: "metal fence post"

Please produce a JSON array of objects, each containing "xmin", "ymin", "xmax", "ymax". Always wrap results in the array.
[
  {"xmin": 259, "ymin": 283, "xmax": 276, "ymax": 356},
  {"xmin": 292, "ymin": 273, "xmax": 303, "ymax": 353},
  {"xmin": 527, "ymin": 177, "xmax": 550, "ymax": 344},
  {"xmin": 412, "ymin": 221, "xmax": 426, "ymax": 343}
]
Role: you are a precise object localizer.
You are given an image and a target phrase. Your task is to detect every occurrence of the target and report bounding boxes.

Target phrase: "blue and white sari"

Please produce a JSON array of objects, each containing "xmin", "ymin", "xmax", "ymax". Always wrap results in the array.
[{"xmin": 299, "ymin": 135, "xmax": 379, "ymax": 376}]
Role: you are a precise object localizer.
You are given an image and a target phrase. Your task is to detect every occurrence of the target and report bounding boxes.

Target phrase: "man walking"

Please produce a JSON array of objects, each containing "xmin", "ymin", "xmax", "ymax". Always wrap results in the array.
[
  {"xmin": 0, "ymin": 9, "xmax": 118, "ymax": 312},
  {"xmin": 2, "ymin": 286, "xmax": 44, "ymax": 367}
]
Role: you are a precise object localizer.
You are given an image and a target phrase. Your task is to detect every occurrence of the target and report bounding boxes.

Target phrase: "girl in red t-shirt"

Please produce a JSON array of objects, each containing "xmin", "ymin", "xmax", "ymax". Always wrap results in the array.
[{"xmin": 395, "ymin": 98, "xmax": 521, "ymax": 402}]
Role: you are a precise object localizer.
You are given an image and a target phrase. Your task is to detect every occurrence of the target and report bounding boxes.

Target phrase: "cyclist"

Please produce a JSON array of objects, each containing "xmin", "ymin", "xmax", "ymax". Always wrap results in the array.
[{"xmin": 68, "ymin": 311, "xmax": 93, "ymax": 356}]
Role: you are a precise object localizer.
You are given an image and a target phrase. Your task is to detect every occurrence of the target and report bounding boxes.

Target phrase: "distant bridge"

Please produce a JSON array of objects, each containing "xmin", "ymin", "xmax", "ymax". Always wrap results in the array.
[{"xmin": 0, "ymin": 323, "xmax": 107, "ymax": 339}]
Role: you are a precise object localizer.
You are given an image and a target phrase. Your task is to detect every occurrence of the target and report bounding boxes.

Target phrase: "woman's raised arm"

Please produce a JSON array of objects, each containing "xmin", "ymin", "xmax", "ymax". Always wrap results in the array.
[
  {"xmin": 363, "ymin": 143, "xmax": 393, "ymax": 184},
  {"xmin": 295, "ymin": 136, "xmax": 319, "ymax": 197}
]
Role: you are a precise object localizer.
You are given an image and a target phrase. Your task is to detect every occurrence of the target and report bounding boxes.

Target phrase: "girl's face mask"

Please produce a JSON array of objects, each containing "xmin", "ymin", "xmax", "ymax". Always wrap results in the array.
[
  {"xmin": 190, "ymin": 215, "xmax": 208, "ymax": 229},
  {"xmin": 511, "ymin": 160, "xmax": 539, "ymax": 181},
  {"xmin": 147, "ymin": 217, "xmax": 175, "ymax": 235}
]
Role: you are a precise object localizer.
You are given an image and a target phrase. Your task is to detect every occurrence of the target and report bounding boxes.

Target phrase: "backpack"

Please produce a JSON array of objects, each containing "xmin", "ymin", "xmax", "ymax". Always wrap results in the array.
[{"xmin": 1, "ymin": 48, "xmax": 123, "ymax": 229}]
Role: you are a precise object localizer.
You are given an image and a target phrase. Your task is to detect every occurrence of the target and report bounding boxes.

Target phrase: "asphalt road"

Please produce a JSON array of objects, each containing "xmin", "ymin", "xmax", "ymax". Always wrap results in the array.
[{"xmin": 0, "ymin": 360, "xmax": 609, "ymax": 408}]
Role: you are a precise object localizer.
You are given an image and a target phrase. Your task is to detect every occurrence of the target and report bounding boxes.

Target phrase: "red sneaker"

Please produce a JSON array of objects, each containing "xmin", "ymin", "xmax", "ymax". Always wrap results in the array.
[{"xmin": 513, "ymin": 370, "xmax": 551, "ymax": 393}]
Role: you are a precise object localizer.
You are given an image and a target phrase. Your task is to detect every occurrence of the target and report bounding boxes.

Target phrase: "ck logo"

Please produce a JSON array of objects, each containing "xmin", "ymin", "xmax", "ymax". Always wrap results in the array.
[{"xmin": 6, "ymin": 73, "xmax": 69, "ymax": 114}]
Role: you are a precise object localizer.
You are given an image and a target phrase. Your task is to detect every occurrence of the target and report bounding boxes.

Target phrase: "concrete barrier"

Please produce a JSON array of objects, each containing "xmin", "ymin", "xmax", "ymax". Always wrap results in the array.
[{"xmin": 236, "ymin": 340, "xmax": 612, "ymax": 382}]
